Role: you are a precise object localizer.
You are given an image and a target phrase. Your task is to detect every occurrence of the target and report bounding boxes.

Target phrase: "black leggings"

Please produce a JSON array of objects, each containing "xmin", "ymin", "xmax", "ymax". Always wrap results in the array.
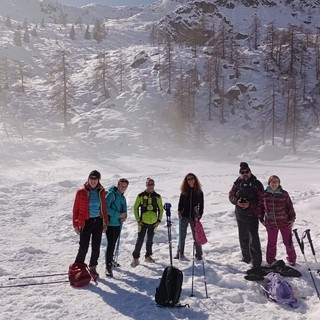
[
  {"xmin": 75, "ymin": 217, "xmax": 103, "ymax": 267},
  {"xmin": 105, "ymin": 225, "xmax": 121, "ymax": 266}
]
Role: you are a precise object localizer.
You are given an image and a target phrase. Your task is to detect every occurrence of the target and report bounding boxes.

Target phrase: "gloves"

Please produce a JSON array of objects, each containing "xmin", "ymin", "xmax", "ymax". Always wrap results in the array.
[{"xmin": 154, "ymin": 220, "xmax": 161, "ymax": 228}]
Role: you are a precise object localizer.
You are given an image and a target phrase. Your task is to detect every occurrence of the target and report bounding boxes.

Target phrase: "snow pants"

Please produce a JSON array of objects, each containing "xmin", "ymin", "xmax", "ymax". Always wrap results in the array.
[
  {"xmin": 132, "ymin": 223, "xmax": 155, "ymax": 259},
  {"xmin": 266, "ymin": 226, "xmax": 297, "ymax": 265},
  {"xmin": 236, "ymin": 217, "xmax": 262, "ymax": 268}
]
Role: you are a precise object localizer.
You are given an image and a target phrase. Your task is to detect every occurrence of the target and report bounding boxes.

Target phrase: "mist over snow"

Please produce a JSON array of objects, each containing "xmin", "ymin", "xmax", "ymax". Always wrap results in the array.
[{"xmin": 1, "ymin": 0, "xmax": 320, "ymax": 319}]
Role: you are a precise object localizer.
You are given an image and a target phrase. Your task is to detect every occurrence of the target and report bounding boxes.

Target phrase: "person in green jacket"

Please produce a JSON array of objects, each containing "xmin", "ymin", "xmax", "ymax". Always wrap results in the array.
[{"xmin": 131, "ymin": 177, "xmax": 163, "ymax": 267}]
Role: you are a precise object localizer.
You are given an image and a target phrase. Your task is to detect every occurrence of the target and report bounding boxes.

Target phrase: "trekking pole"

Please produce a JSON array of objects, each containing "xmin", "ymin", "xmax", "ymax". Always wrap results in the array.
[
  {"xmin": 8, "ymin": 272, "xmax": 67, "ymax": 280},
  {"xmin": 113, "ymin": 225, "xmax": 122, "ymax": 267},
  {"xmin": 178, "ymin": 216, "xmax": 182, "ymax": 260},
  {"xmin": 304, "ymin": 229, "xmax": 320, "ymax": 275},
  {"xmin": 190, "ymin": 242, "xmax": 195, "ymax": 297},
  {"xmin": 293, "ymin": 229, "xmax": 320, "ymax": 300},
  {"xmin": 0, "ymin": 280, "xmax": 69, "ymax": 289},
  {"xmin": 201, "ymin": 259, "xmax": 209, "ymax": 298},
  {"xmin": 164, "ymin": 203, "xmax": 172, "ymax": 266}
]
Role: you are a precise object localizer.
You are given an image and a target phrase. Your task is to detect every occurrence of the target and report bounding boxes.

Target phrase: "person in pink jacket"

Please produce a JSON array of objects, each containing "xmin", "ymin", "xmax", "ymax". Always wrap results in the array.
[{"xmin": 262, "ymin": 175, "xmax": 297, "ymax": 266}]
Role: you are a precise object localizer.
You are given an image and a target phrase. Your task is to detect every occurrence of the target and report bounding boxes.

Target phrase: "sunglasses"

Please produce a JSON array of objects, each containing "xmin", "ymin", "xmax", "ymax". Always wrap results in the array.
[
  {"xmin": 147, "ymin": 183, "xmax": 154, "ymax": 186},
  {"xmin": 187, "ymin": 177, "xmax": 195, "ymax": 181},
  {"xmin": 240, "ymin": 170, "xmax": 250, "ymax": 174}
]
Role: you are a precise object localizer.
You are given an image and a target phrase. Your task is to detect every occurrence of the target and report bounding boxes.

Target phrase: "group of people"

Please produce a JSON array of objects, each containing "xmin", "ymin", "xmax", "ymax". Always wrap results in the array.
[
  {"xmin": 72, "ymin": 170, "xmax": 203, "ymax": 278},
  {"xmin": 229, "ymin": 162, "xmax": 297, "ymax": 273},
  {"xmin": 72, "ymin": 162, "xmax": 297, "ymax": 278}
]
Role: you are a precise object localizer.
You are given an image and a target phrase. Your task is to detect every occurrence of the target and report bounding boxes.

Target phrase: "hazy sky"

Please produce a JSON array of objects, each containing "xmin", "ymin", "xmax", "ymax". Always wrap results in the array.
[{"xmin": 59, "ymin": 0, "xmax": 155, "ymax": 6}]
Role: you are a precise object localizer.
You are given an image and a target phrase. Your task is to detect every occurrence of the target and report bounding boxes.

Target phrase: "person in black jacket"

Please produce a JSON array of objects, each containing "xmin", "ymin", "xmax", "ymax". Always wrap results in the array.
[
  {"xmin": 229, "ymin": 162, "xmax": 264, "ymax": 271},
  {"xmin": 174, "ymin": 173, "xmax": 204, "ymax": 260}
]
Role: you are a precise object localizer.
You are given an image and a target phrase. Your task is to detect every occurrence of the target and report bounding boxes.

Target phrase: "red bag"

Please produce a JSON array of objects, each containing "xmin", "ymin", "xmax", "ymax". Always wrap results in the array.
[
  {"xmin": 68, "ymin": 262, "xmax": 92, "ymax": 287},
  {"xmin": 194, "ymin": 219, "xmax": 208, "ymax": 245}
]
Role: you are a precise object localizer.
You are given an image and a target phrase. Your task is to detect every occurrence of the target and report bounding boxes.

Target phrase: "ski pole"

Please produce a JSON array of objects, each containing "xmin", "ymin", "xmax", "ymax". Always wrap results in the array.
[
  {"xmin": 164, "ymin": 203, "xmax": 172, "ymax": 266},
  {"xmin": 113, "ymin": 225, "xmax": 122, "ymax": 267},
  {"xmin": 178, "ymin": 215, "xmax": 182, "ymax": 260},
  {"xmin": 0, "ymin": 280, "xmax": 69, "ymax": 289},
  {"xmin": 8, "ymin": 272, "xmax": 67, "ymax": 280},
  {"xmin": 190, "ymin": 242, "xmax": 195, "ymax": 297},
  {"xmin": 201, "ymin": 259, "xmax": 209, "ymax": 298},
  {"xmin": 293, "ymin": 229, "xmax": 320, "ymax": 300},
  {"xmin": 304, "ymin": 229, "xmax": 320, "ymax": 274}
]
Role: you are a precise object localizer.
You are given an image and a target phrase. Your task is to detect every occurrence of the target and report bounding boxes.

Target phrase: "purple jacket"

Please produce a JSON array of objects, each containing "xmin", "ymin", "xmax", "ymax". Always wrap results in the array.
[{"xmin": 263, "ymin": 186, "xmax": 295, "ymax": 228}]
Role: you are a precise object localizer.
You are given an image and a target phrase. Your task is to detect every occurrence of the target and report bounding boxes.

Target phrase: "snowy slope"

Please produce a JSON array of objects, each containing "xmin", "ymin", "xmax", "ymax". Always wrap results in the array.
[{"xmin": 1, "ymin": 1, "xmax": 320, "ymax": 319}]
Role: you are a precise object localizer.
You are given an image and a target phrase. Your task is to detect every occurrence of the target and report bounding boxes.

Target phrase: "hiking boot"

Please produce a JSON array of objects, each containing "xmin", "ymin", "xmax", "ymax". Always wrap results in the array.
[
  {"xmin": 105, "ymin": 264, "xmax": 113, "ymax": 277},
  {"xmin": 145, "ymin": 256, "xmax": 155, "ymax": 263},
  {"xmin": 174, "ymin": 253, "xmax": 185, "ymax": 259},
  {"xmin": 89, "ymin": 266, "xmax": 99, "ymax": 279},
  {"xmin": 286, "ymin": 258, "xmax": 296, "ymax": 266},
  {"xmin": 195, "ymin": 254, "xmax": 203, "ymax": 261},
  {"xmin": 112, "ymin": 259, "xmax": 120, "ymax": 267},
  {"xmin": 131, "ymin": 258, "xmax": 139, "ymax": 267},
  {"xmin": 241, "ymin": 257, "xmax": 251, "ymax": 264},
  {"xmin": 246, "ymin": 267, "xmax": 265, "ymax": 276}
]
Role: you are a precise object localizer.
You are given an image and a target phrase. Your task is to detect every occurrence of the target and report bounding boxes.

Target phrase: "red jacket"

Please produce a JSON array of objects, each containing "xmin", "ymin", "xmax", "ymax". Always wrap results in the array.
[
  {"xmin": 263, "ymin": 187, "xmax": 295, "ymax": 228},
  {"xmin": 72, "ymin": 183, "xmax": 108, "ymax": 228}
]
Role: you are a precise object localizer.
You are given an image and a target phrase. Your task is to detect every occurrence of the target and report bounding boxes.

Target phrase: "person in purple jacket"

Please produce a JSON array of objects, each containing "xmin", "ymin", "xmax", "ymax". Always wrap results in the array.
[{"xmin": 261, "ymin": 175, "xmax": 297, "ymax": 266}]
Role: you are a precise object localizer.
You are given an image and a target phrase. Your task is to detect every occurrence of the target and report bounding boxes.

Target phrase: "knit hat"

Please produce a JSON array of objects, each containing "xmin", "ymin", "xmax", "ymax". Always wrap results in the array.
[
  {"xmin": 146, "ymin": 177, "xmax": 155, "ymax": 185},
  {"xmin": 88, "ymin": 170, "xmax": 101, "ymax": 180},
  {"xmin": 239, "ymin": 162, "xmax": 251, "ymax": 173}
]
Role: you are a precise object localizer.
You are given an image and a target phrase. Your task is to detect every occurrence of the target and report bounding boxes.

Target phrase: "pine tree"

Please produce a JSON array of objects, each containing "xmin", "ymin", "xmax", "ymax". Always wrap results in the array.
[
  {"xmin": 92, "ymin": 20, "xmax": 103, "ymax": 43},
  {"xmin": 23, "ymin": 27, "xmax": 30, "ymax": 43},
  {"xmin": 94, "ymin": 52, "xmax": 110, "ymax": 98},
  {"xmin": 14, "ymin": 30, "xmax": 22, "ymax": 46},
  {"xmin": 69, "ymin": 25, "xmax": 75, "ymax": 40},
  {"xmin": 5, "ymin": 15, "xmax": 12, "ymax": 28},
  {"xmin": 48, "ymin": 50, "xmax": 75, "ymax": 131},
  {"xmin": 84, "ymin": 25, "xmax": 91, "ymax": 40},
  {"xmin": 31, "ymin": 27, "xmax": 37, "ymax": 37}
]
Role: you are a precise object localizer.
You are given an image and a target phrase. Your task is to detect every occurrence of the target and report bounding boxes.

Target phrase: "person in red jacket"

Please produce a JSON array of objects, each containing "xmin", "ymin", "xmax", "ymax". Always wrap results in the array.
[
  {"xmin": 73, "ymin": 170, "xmax": 108, "ymax": 278},
  {"xmin": 261, "ymin": 175, "xmax": 297, "ymax": 266}
]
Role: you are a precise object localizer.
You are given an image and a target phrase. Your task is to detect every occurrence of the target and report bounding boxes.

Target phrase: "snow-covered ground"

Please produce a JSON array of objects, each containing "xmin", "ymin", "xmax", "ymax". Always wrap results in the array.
[
  {"xmin": 1, "ymin": 152, "xmax": 320, "ymax": 320},
  {"xmin": 1, "ymin": 1, "xmax": 320, "ymax": 319}
]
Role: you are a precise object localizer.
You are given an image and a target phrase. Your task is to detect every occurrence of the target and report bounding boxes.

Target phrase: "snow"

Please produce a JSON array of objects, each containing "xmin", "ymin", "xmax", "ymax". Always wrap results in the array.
[{"xmin": 1, "ymin": 0, "xmax": 320, "ymax": 319}]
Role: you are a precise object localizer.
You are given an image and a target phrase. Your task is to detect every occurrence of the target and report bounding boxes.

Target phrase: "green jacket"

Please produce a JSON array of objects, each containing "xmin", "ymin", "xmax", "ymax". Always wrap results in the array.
[{"xmin": 133, "ymin": 190, "xmax": 163, "ymax": 224}]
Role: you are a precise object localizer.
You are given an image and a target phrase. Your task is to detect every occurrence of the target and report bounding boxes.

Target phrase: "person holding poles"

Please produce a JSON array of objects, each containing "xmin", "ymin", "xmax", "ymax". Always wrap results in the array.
[
  {"xmin": 131, "ymin": 177, "xmax": 163, "ymax": 266},
  {"xmin": 105, "ymin": 178, "xmax": 129, "ymax": 277},
  {"xmin": 174, "ymin": 173, "xmax": 204, "ymax": 260}
]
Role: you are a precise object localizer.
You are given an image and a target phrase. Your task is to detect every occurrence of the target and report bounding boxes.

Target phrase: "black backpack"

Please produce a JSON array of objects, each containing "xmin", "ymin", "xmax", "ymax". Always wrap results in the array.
[{"xmin": 155, "ymin": 266, "xmax": 183, "ymax": 307}]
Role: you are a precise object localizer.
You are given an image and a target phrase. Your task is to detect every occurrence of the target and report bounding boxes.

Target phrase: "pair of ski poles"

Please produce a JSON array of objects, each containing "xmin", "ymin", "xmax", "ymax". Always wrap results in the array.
[
  {"xmin": 190, "ymin": 241, "xmax": 209, "ymax": 299},
  {"xmin": 293, "ymin": 228, "xmax": 320, "ymax": 300},
  {"xmin": 168, "ymin": 202, "xmax": 209, "ymax": 299}
]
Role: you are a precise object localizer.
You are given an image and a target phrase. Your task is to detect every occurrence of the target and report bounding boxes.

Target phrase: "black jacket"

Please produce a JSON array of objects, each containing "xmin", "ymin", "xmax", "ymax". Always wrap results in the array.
[
  {"xmin": 178, "ymin": 189, "xmax": 204, "ymax": 219},
  {"xmin": 229, "ymin": 174, "xmax": 264, "ymax": 220}
]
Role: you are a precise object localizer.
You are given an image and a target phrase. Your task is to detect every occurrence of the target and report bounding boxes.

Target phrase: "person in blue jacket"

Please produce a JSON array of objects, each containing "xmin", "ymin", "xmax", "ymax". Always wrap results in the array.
[{"xmin": 105, "ymin": 178, "xmax": 129, "ymax": 277}]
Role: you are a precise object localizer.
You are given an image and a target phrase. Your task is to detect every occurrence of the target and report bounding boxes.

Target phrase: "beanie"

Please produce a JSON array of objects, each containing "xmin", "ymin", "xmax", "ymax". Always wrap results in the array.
[
  {"xmin": 88, "ymin": 170, "xmax": 101, "ymax": 180},
  {"xmin": 146, "ymin": 177, "xmax": 155, "ymax": 185},
  {"xmin": 239, "ymin": 162, "xmax": 251, "ymax": 173}
]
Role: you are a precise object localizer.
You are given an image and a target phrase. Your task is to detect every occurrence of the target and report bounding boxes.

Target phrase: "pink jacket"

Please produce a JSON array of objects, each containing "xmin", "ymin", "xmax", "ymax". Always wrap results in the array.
[{"xmin": 263, "ymin": 187, "xmax": 295, "ymax": 228}]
